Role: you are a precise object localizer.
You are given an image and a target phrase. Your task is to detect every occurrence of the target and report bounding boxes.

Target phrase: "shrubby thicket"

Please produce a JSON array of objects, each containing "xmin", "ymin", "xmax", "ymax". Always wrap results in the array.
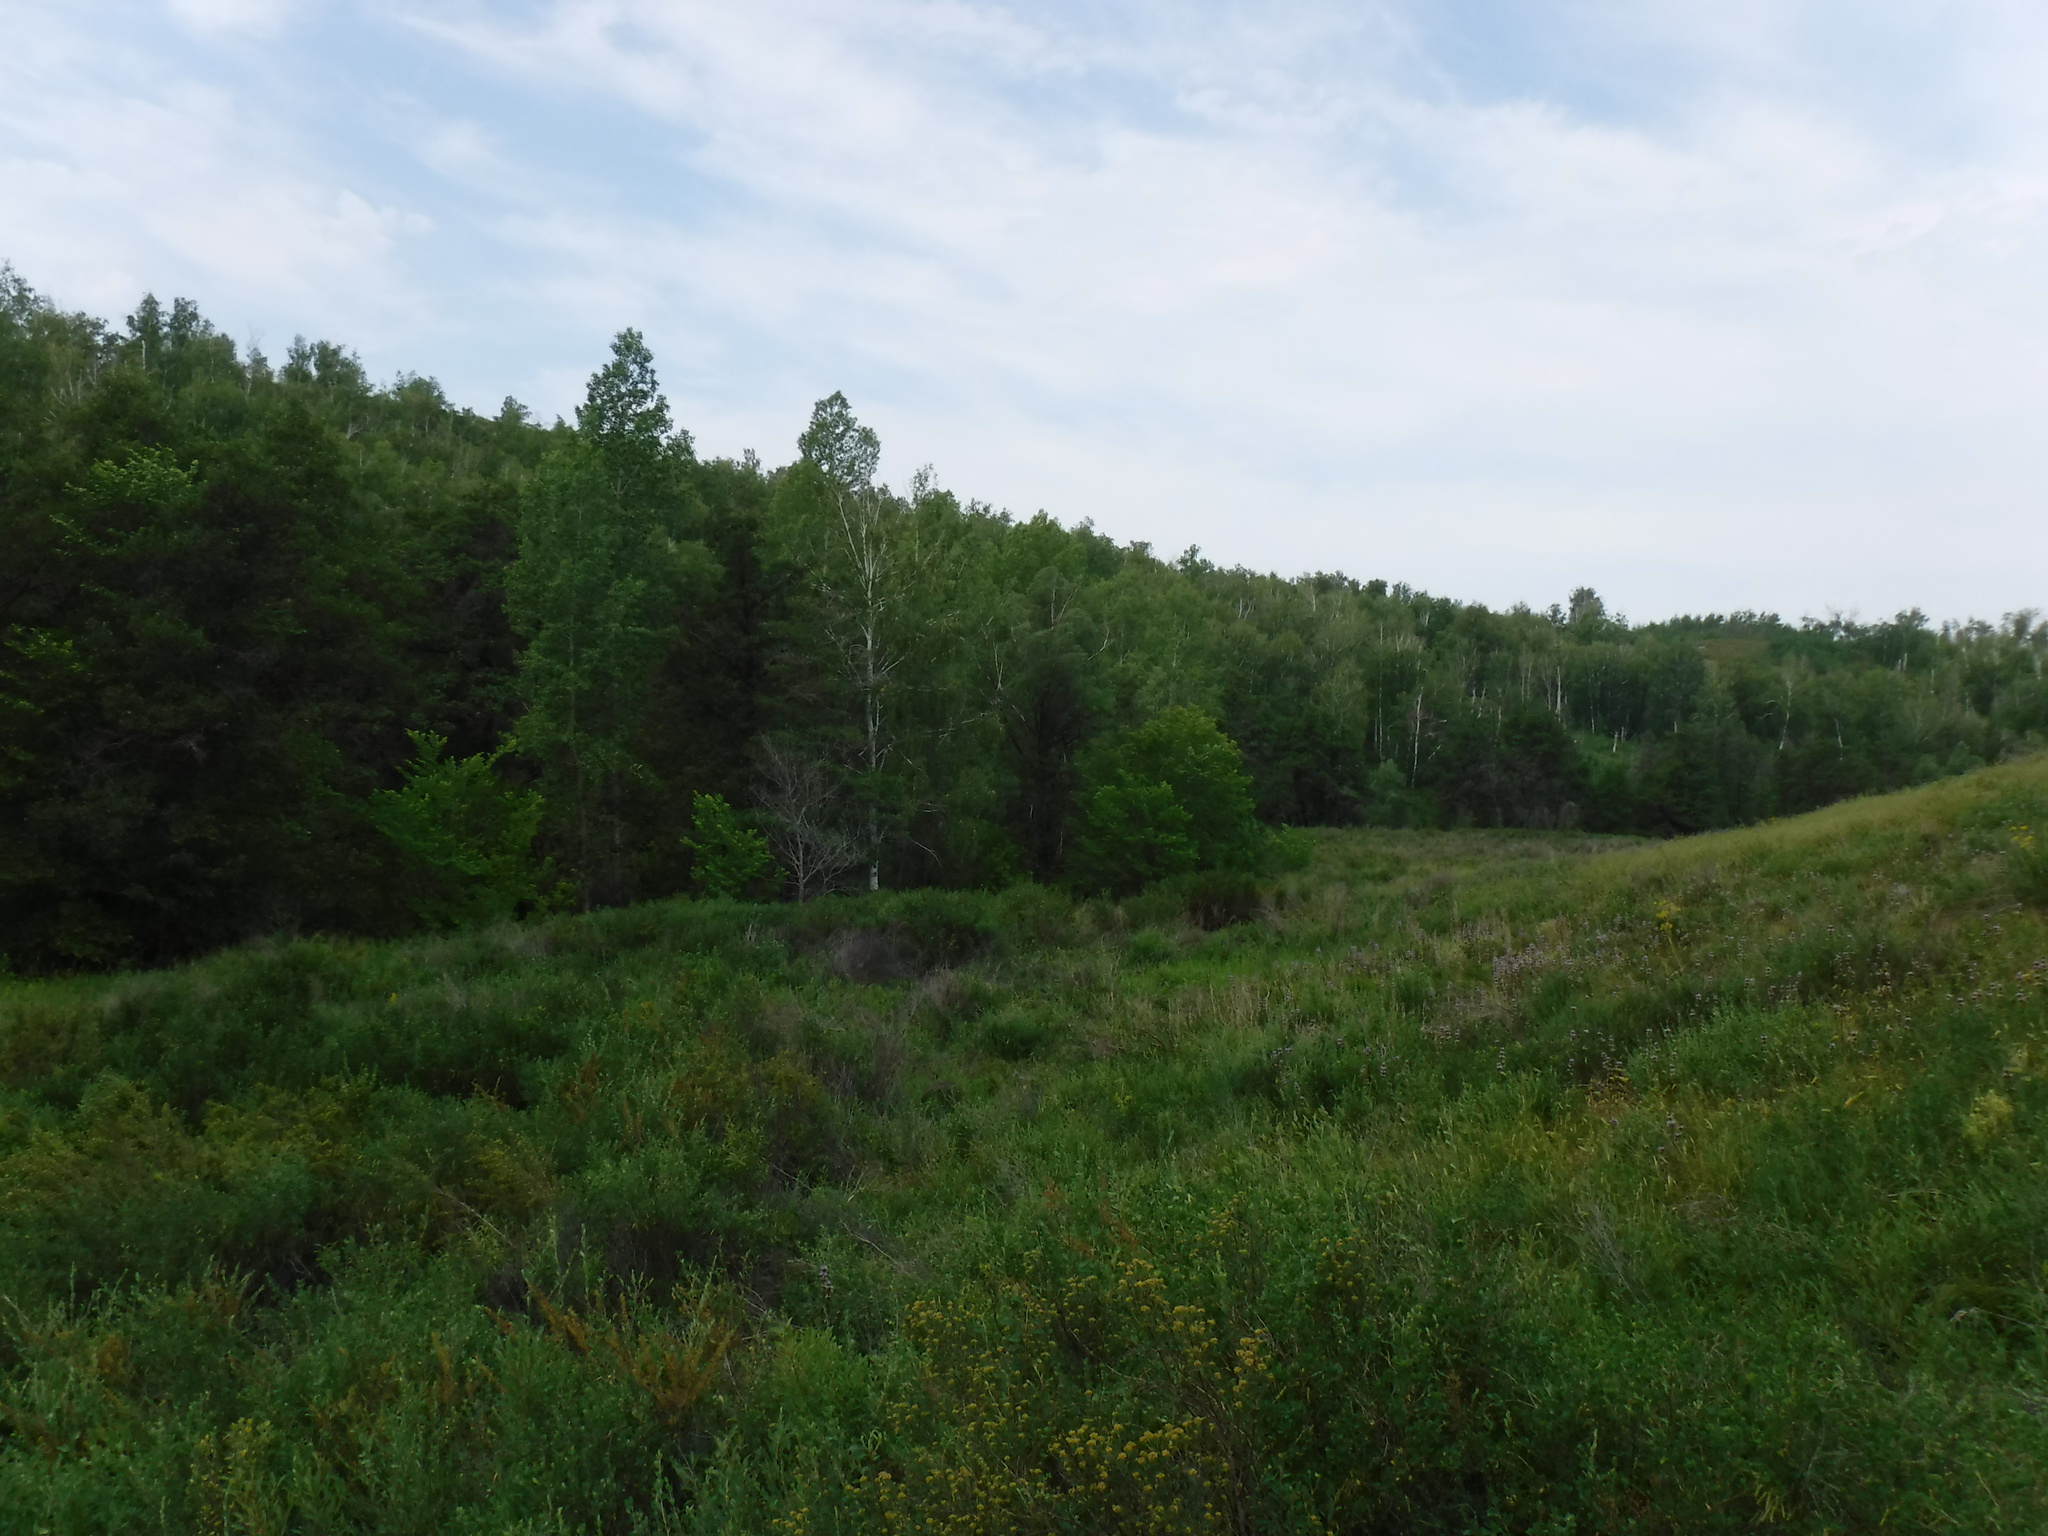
[
  {"xmin": 3, "ymin": 268, "xmax": 2045, "ymax": 970},
  {"xmin": 2, "ymin": 759, "xmax": 2045, "ymax": 1532}
]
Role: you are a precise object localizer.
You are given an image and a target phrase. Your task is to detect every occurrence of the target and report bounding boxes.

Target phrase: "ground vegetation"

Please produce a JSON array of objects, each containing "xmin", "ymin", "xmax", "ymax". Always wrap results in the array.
[{"xmin": 1, "ymin": 760, "xmax": 2045, "ymax": 1530}]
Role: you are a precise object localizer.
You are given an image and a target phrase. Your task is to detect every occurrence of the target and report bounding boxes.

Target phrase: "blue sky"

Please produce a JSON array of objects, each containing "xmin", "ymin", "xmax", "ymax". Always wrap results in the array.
[{"xmin": 4, "ymin": 0, "xmax": 2046, "ymax": 623}]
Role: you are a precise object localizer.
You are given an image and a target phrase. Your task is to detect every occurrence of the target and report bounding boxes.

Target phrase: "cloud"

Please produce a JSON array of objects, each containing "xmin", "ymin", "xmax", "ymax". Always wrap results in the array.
[
  {"xmin": 166, "ymin": 0, "xmax": 298, "ymax": 36},
  {"xmin": 3, "ymin": 0, "xmax": 2046, "ymax": 620},
  {"xmin": 0, "ymin": 2, "xmax": 446, "ymax": 338}
]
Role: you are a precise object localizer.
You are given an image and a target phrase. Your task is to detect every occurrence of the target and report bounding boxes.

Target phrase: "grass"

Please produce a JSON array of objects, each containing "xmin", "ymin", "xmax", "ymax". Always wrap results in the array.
[{"xmin": 3, "ymin": 760, "xmax": 2047, "ymax": 1533}]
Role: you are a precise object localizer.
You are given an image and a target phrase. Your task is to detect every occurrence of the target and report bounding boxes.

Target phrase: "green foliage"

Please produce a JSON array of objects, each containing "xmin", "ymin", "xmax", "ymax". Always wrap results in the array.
[
  {"xmin": 2, "ymin": 762, "xmax": 2048, "ymax": 1528},
  {"xmin": 1114, "ymin": 706, "xmax": 1261, "ymax": 867},
  {"xmin": 1162, "ymin": 866, "xmax": 1265, "ymax": 930},
  {"xmin": 1069, "ymin": 778, "xmax": 1196, "ymax": 894},
  {"xmin": 1071, "ymin": 708, "xmax": 1259, "ymax": 893},
  {"xmin": 1263, "ymin": 824, "xmax": 1314, "ymax": 873},
  {"xmin": 1431, "ymin": 701, "xmax": 1590, "ymax": 827},
  {"xmin": 368, "ymin": 731, "xmax": 543, "ymax": 928},
  {"xmin": 683, "ymin": 791, "xmax": 771, "ymax": 898},
  {"xmin": 0, "ymin": 272, "xmax": 550, "ymax": 970},
  {"xmin": 796, "ymin": 389, "xmax": 880, "ymax": 488},
  {"xmin": 1359, "ymin": 757, "xmax": 1427, "ymax": 827},
  {"xmin": 4, "ymin": 261, "xmax": 2047, "ymax": 983},
  {"xmin": 71, "ymin": 442, "xmax": 199, "ymax": 514},
  {"xmin": 2011, "ymin": 819, "xmax": 2048, "ymax": 905},
  {"xmin": 506, "ymin": 333, "xmax": 710, "ymax": 908}
]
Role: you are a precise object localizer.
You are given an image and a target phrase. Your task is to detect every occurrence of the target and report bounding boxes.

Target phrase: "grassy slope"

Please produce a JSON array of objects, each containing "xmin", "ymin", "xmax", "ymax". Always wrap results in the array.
[{"xmin": 2, "ymin": 762, "xmax": 2046, "ymax": 1534}]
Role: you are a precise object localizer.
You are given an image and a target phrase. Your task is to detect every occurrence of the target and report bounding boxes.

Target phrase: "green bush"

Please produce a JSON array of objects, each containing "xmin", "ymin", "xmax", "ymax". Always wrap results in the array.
[
  {"xmin": 1163, "ymin": 867, "xmax": 1264, "ymax": 930},
  {"xmin": 3, "ymin": 761, "xmax": 2047, "ymax": 1531},
  {"xmin": 682, "ymin": 792, "xmax": 772, "ymax": 899},
  {"xmin": 972, "ymin": 1003, "xmax": 1062, "ymax": 1060},
  {"xmin": 1068, "ymin": 778, "xmax": 1195, "ymax": 895},
  {"xmin": 1069, "ymin": 707, "xmax": 1261, "ymax": 894},
  {"xmin": 368, "ymin": 731, "xmax": 544, "ymax": 929}
]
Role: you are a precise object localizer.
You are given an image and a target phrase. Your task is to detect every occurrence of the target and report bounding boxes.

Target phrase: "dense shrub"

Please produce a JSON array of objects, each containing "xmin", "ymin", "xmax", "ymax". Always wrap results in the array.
[
  {"xmin": 3, "ymin": 762, "xmax": 2048, "ymax": 1530},
  {"xmin": 1070, "ymin": 709, "xmax": 1261, "ymax": 895}
]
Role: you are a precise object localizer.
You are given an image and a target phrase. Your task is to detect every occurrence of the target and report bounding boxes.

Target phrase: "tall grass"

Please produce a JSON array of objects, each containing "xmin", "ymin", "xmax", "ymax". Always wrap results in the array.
[{"xmin": 3, "ymin": 762, "xmax": 2046, "ymax": 1532}]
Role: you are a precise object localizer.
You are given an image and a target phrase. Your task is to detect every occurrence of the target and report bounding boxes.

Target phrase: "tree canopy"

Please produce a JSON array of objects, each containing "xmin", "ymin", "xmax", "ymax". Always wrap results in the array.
[{"xmin": 2, "ymin": 266, "xmax": 2043, "ymax": 968}]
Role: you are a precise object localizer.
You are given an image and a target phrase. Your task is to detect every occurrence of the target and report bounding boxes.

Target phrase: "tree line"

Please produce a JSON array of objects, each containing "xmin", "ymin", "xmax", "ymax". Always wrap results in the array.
[{"xmin": 3, "ymin": 267, "xmax": 2044, "ymax": 970}]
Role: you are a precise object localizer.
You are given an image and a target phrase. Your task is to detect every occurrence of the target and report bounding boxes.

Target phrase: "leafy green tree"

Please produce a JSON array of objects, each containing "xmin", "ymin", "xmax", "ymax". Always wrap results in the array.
[
  {"xmin": 368, "ymin": 732, "xmax": 543, "ymax": 928},
  {"xmin": 1110, "ymin": 706, "xmax": 1261, "ymax": 869},
  {"xmin": 681, "ymin": 792, "xmax": 770, "ymax": 899},
  {"xmin": 1431, "ymin": 704, "xmax": 1589, "ymax": 828},
  {"xmin": 506, "ymin": 330, "xmax": 709, "ymax": 907},
  {"xmin": 1068, "ymin": 780, "xmax": 1195, "ymax": 895},
  {"xmin": 1, "ymin": 274, "xmax": 556, "ymax": 966},
  {"xmin": 1, "ymin": 390, "xmax": 413, "ymax": 965},
  {"xmin": 1069, "ymin": 707, "xmax": 1259, "ymax": 893},
  {"xmin": 1361, "ymin": 758, "xmax": 1427, "ymax": 827},
  {"xmin": 8, "ymin": 263, "xmax": 2048, "ymax": 966},
  {"xmin": 978, "ymin": 514, "xmax": 1120, "ymax": 879},
  {"xmin": 638, "ymin": 452, "xmax": 788, "ymax": 890}
]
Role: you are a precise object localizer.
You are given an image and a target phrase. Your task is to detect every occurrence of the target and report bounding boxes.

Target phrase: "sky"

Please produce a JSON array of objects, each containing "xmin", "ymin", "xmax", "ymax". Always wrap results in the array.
[{"xmin": 3, "ymin": 0, "xmax": 2046, "ymax": 624}]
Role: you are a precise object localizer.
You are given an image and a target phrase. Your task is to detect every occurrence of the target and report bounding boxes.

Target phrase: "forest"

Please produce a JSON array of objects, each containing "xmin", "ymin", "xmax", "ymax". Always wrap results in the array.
[
  {"xmin": 5, "ymin": 268, "xmax": 2048, "ymax": 1532},
  {"xmin": 2, "ymin": 264, "xmax": 2045, "ymax": 976}
]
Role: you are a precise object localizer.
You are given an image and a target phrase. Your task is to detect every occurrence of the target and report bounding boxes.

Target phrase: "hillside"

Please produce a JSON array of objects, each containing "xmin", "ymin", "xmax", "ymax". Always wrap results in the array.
[
  {"xmin": 3, "ymin": 760, "xmax": 2046, "ymax": 1532},
  {"xmin": 6, "ymin": 271, "xmax": 2046, "ymax": 972}
]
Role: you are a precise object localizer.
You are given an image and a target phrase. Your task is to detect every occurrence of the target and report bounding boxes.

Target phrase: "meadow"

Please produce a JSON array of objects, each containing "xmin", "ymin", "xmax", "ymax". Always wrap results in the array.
[{"xmin": 3, "ymin": 759, "xmax": 2046, "ymax": 1534}]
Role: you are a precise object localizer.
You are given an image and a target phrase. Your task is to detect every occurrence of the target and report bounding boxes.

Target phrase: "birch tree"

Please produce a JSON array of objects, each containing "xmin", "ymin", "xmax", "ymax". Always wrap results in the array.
[{"xmin": 788, "ymin": 392, "xmax": 929, "ymax": 890}]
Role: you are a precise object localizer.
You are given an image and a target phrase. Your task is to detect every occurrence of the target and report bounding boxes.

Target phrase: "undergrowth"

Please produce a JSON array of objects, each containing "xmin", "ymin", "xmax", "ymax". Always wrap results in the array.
[{"xmin": 3, "ymin": 762, "xmax": 2047, "ymax": 1533}]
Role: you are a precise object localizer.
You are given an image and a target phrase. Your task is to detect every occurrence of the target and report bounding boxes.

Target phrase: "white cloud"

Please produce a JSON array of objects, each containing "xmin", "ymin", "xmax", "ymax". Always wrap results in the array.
[
  {"xmin": 0, "ymin": 2, "xmax": 440, "ymax": 342},
  {"xmin": 166, "ymin": 0, "xmax": 298, "ymax": 35}
]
